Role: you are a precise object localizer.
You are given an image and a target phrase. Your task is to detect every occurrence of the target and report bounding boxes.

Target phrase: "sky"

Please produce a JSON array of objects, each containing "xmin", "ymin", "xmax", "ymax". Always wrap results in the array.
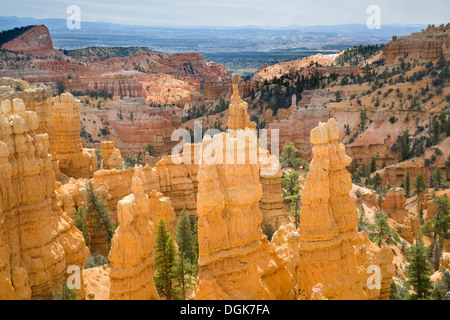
[{"xmin": 0, "ymin": 0, "xmax": 448, "ymax": 27}]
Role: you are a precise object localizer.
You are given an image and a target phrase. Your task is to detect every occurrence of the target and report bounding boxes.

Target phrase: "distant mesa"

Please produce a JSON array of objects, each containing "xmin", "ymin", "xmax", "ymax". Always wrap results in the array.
[{"xmin": 1, "ymin": 24, "xmax": 54, "ymax": 54}]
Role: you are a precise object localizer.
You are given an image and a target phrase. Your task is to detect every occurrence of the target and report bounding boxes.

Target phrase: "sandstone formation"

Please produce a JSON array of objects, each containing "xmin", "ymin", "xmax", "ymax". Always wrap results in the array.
[
  {"xmin": 298, "ymin": 118, "xmax": 395, "ymax": 300},
  {"xmin": 148, "ymin": 189, "xmax": 177, "ymax": 235},
  {"xmin": 101, "ymin": 141, "xmax": 123, "ymax": 169},
  {"xmin": 108, "ymin": 167, "xmax": 160, "ymax": 300},
  {"xmin": 1, "ymin": 25, "xmax": 54, "ymax": 55},
  {"xmin": 375, "ymin": 137, "xmax": 449, "ymax": 190},
  {"xmin": 155, "ymin": 154, "xmax": 199, "ymax": 217},
  {"xmin": 0, "ymin": 25, "xmax": 228, "ymax": 102},
  {"xmin": 227, "ymin": 73, "xmax": 257, "ymax": 134},
  {"xmin": 93, "ymin": 167, "xmax": 160, "ymax": 217},
  {"xmin": 0, "ymin": 98, "xmax": 89, "ymax": 299},
  {"xmin": 53, "ymin": 92, "xmax": 97, "ymax": 178},
  {"xmin": 382, "ymin": 24, "xmax": 450, "ymax": 64},
  {"xmin": 382, "ymin": 188, "xmax": 420, "ymax": 243},
  {"xmin": 90, "ymin": 75, "xmax": 286, "ymax": 231},
  {"xmin": 258, "ymin": 150, "xmax": 288, "ymax": 229},
  {"xmin": 194, "ymin": 132, "xmax": 296, "ymax": 300},
  {"xmin": 0, "ymin": 78, "xmax": 59, "ymax": 174},
  {"xmin": 268, "ymin": 106, "xmax": 330, "ymax": 161}
]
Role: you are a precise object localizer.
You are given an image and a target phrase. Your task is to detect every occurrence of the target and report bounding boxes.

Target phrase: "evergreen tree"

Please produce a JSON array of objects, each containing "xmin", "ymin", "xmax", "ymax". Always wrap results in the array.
[
  {"xmin": 432, "ymin": 119, "xmax": 441, "ymax": 145},
  {"xmin": 431, "ymin": 167, "xmax": 445, "ymax": 190},
  {"xmin": 398, "ymin": 130, "xmax": 411, "ymax": 161},
  {"xmin": 175, "ymin": 209, "xmax": 195, "ymax": 263},
  {"xmin": 281, "ymin": 170, "xmax": 300, "ymax": 199},
  {"xmin": 359, "ymin": 107, "xmax": 367, "ymax": 130},
  {"xmin": 405, "ymin": 171, "xmax": 411, "ymax": 198},
  {"xmin": 368, "ymin": 212, "xmax": 400, "ymax": 247},
  {"xmin": 173, "ymin": 209, "xmax": 197, "ymax": 300},
  {"xmin": 422, "ymin": 194, "xmax": 450, "ymax": 270},
  {"xmin": 154, "ymin": 219, "xmax": 177, "ymax": 300},
  {"xmin": 372, "ymin": 172, "xmax": 383, "ymax": 193},
  {"xmin": 370, "ymin": 156, "xmax": 377, "ymax": 173},
  {"xmin": 74, "ymin": 206, "xmax": 90, "ymax": 247},
  {"xmin": 404, "ymin": 238, "xmax": 433, "ymax": 299},
  {"xmin": 192, "ymin": 220, "xmax": 199, "ymax": 269},
  {"xmin": 446, "ymin": 115, "xmax": 450, "ymax": 137},
  {"xmin": 413, "ymin": 172, "xmax": 427, "ymax": 200},
  {"xmin": 280, "ymin": 142, "xmax": 303, "ymax": 170},
  {"xmin": 86, "ymin": 181, "xmax": 116, "ymax": 251},
  {"xmin": 357, "ymin": 205, "xmax": 370, "ymax": 232},
  {"xmin": 418, "ymin": 202, "xmax": 425, "ymax": 225}
]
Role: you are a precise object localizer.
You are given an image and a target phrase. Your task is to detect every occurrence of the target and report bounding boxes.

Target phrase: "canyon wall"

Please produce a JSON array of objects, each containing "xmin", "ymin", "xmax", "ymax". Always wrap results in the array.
[
  {"xmin": 298, "ymin": 118, "xmax": 395, "ymax": 300},
  {"xmin": 382, "ymin": 24, "xmax": 450, "ymax": 64},
  {"xmin": 0, "ymin": 98, "xmax": 89, "ymax": 299}
]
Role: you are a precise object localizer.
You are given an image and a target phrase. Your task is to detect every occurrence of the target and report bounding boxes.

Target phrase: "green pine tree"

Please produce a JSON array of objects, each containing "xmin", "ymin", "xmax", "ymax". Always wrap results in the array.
[
  {"xmin": 372, "ymin": 172, "xmax": 383, "ymax": 193},
  {"xmin": 280, "ymin": 142, "xmax": 304, "ymax": 170},
  {"xmin": 357, "ymin": 205, "xmax": 370, "ymax": 232},
  {"xmin": 432, "ymin": 119, "xmax": 440, "ymax": 145},
  {"xmin": 281, "ymin": 170, "xmax": 300, "ymax": 199},
  {"xmin": 404, "ymin": 238, "xmax": 434, "ymax": 299},
  {"xmin": 405, "ymin": 171, "xmax": 411, "ymax": 198},
  {"xmin": 418, "ymin": 202, "xmax": 425, "ymax": 225},
  {"xmin": 368, "ymin": 212, "xmax": 400, "ymax": 247},
  {"xmin": 431, "ymin": 167, "xmax": 445, "ymax": 190},
  {"xmin": 370, "ymin": 157, "xmax": 377, "ymax": 173},
  {"xmin": 422, "ymin": 194, "xmax": 450, "ymax": 270},
  {"xmin": 174, "ymin": 209, "xmax": 197, "ymax": 300},
  {"xmin": 74, "ymin": 206, "xmax": 90, "ymax": 247},
  {"xmin": 86, "ymin": 181, "xmax": 116, "ymax": 251},
  {"xmin": 413, "ymin": 172, "xmax": 427, "ymax": 201},
  {"xmin": 154, "ymin": 219, "xmax": 177, "ymax": 300}
]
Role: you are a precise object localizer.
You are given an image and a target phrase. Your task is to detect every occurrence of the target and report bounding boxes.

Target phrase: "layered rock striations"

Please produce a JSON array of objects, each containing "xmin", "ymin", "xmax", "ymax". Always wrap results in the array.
[
  {"xmin": 298, "ymin": 118, "xmax": 395, "ymax": 300},
  {"xmin": 0, "ymin": 98, "xmax": 89, "ymax": 299},
  {"xmin": 382, "ymin": 23, "xmax": 450, "ymax": 64},
  {"xmin": 194, "ymin": 132, "xmax": 296, "ymax": 300},
  {"xmin": 1, "ymin": 25, "xmax": 55, "ymax": 55},
  {"xmin": 108, "ymin": 167, "xmax": 160, "ymax": 300},
  {"xmin": 52, "ymin": 92, "xmax": 97, "ymax": 178},
  {"xmin": 268, "ymin": 106, "xmax": 330, "ymax": 161}
]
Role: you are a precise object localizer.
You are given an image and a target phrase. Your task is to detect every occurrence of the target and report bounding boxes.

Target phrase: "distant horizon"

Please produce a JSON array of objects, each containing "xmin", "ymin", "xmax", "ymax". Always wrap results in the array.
[
  {"xmin": 0, "ymin": 0, "xmax": 448, "ymax": 27},
  {"xmin": 0, "ymin": 15, "xmax": 436, "ymax": 30}
]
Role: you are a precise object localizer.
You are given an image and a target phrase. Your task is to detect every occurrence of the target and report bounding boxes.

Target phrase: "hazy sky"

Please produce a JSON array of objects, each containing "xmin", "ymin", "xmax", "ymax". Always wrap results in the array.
[{"xmin": 1, "ymin": 0, "xmax": 448, "ymax": 26}]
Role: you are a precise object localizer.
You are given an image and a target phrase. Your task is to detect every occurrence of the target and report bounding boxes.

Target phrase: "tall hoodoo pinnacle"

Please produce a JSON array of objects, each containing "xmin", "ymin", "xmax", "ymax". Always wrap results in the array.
[
  {"xmin": 298, "ymin": 118, "xmax": 395, "ymax": 300},
  {"xmin": 227, "ymin": 73, "xmax": 256, "ymax": 133},
  {"xmin": 231, "ymin": 73, "xmax": 241, "ymax": 103},
  {"xmin": 108, "ymin": 166, "xmax": 160, "ymax": 300}
]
